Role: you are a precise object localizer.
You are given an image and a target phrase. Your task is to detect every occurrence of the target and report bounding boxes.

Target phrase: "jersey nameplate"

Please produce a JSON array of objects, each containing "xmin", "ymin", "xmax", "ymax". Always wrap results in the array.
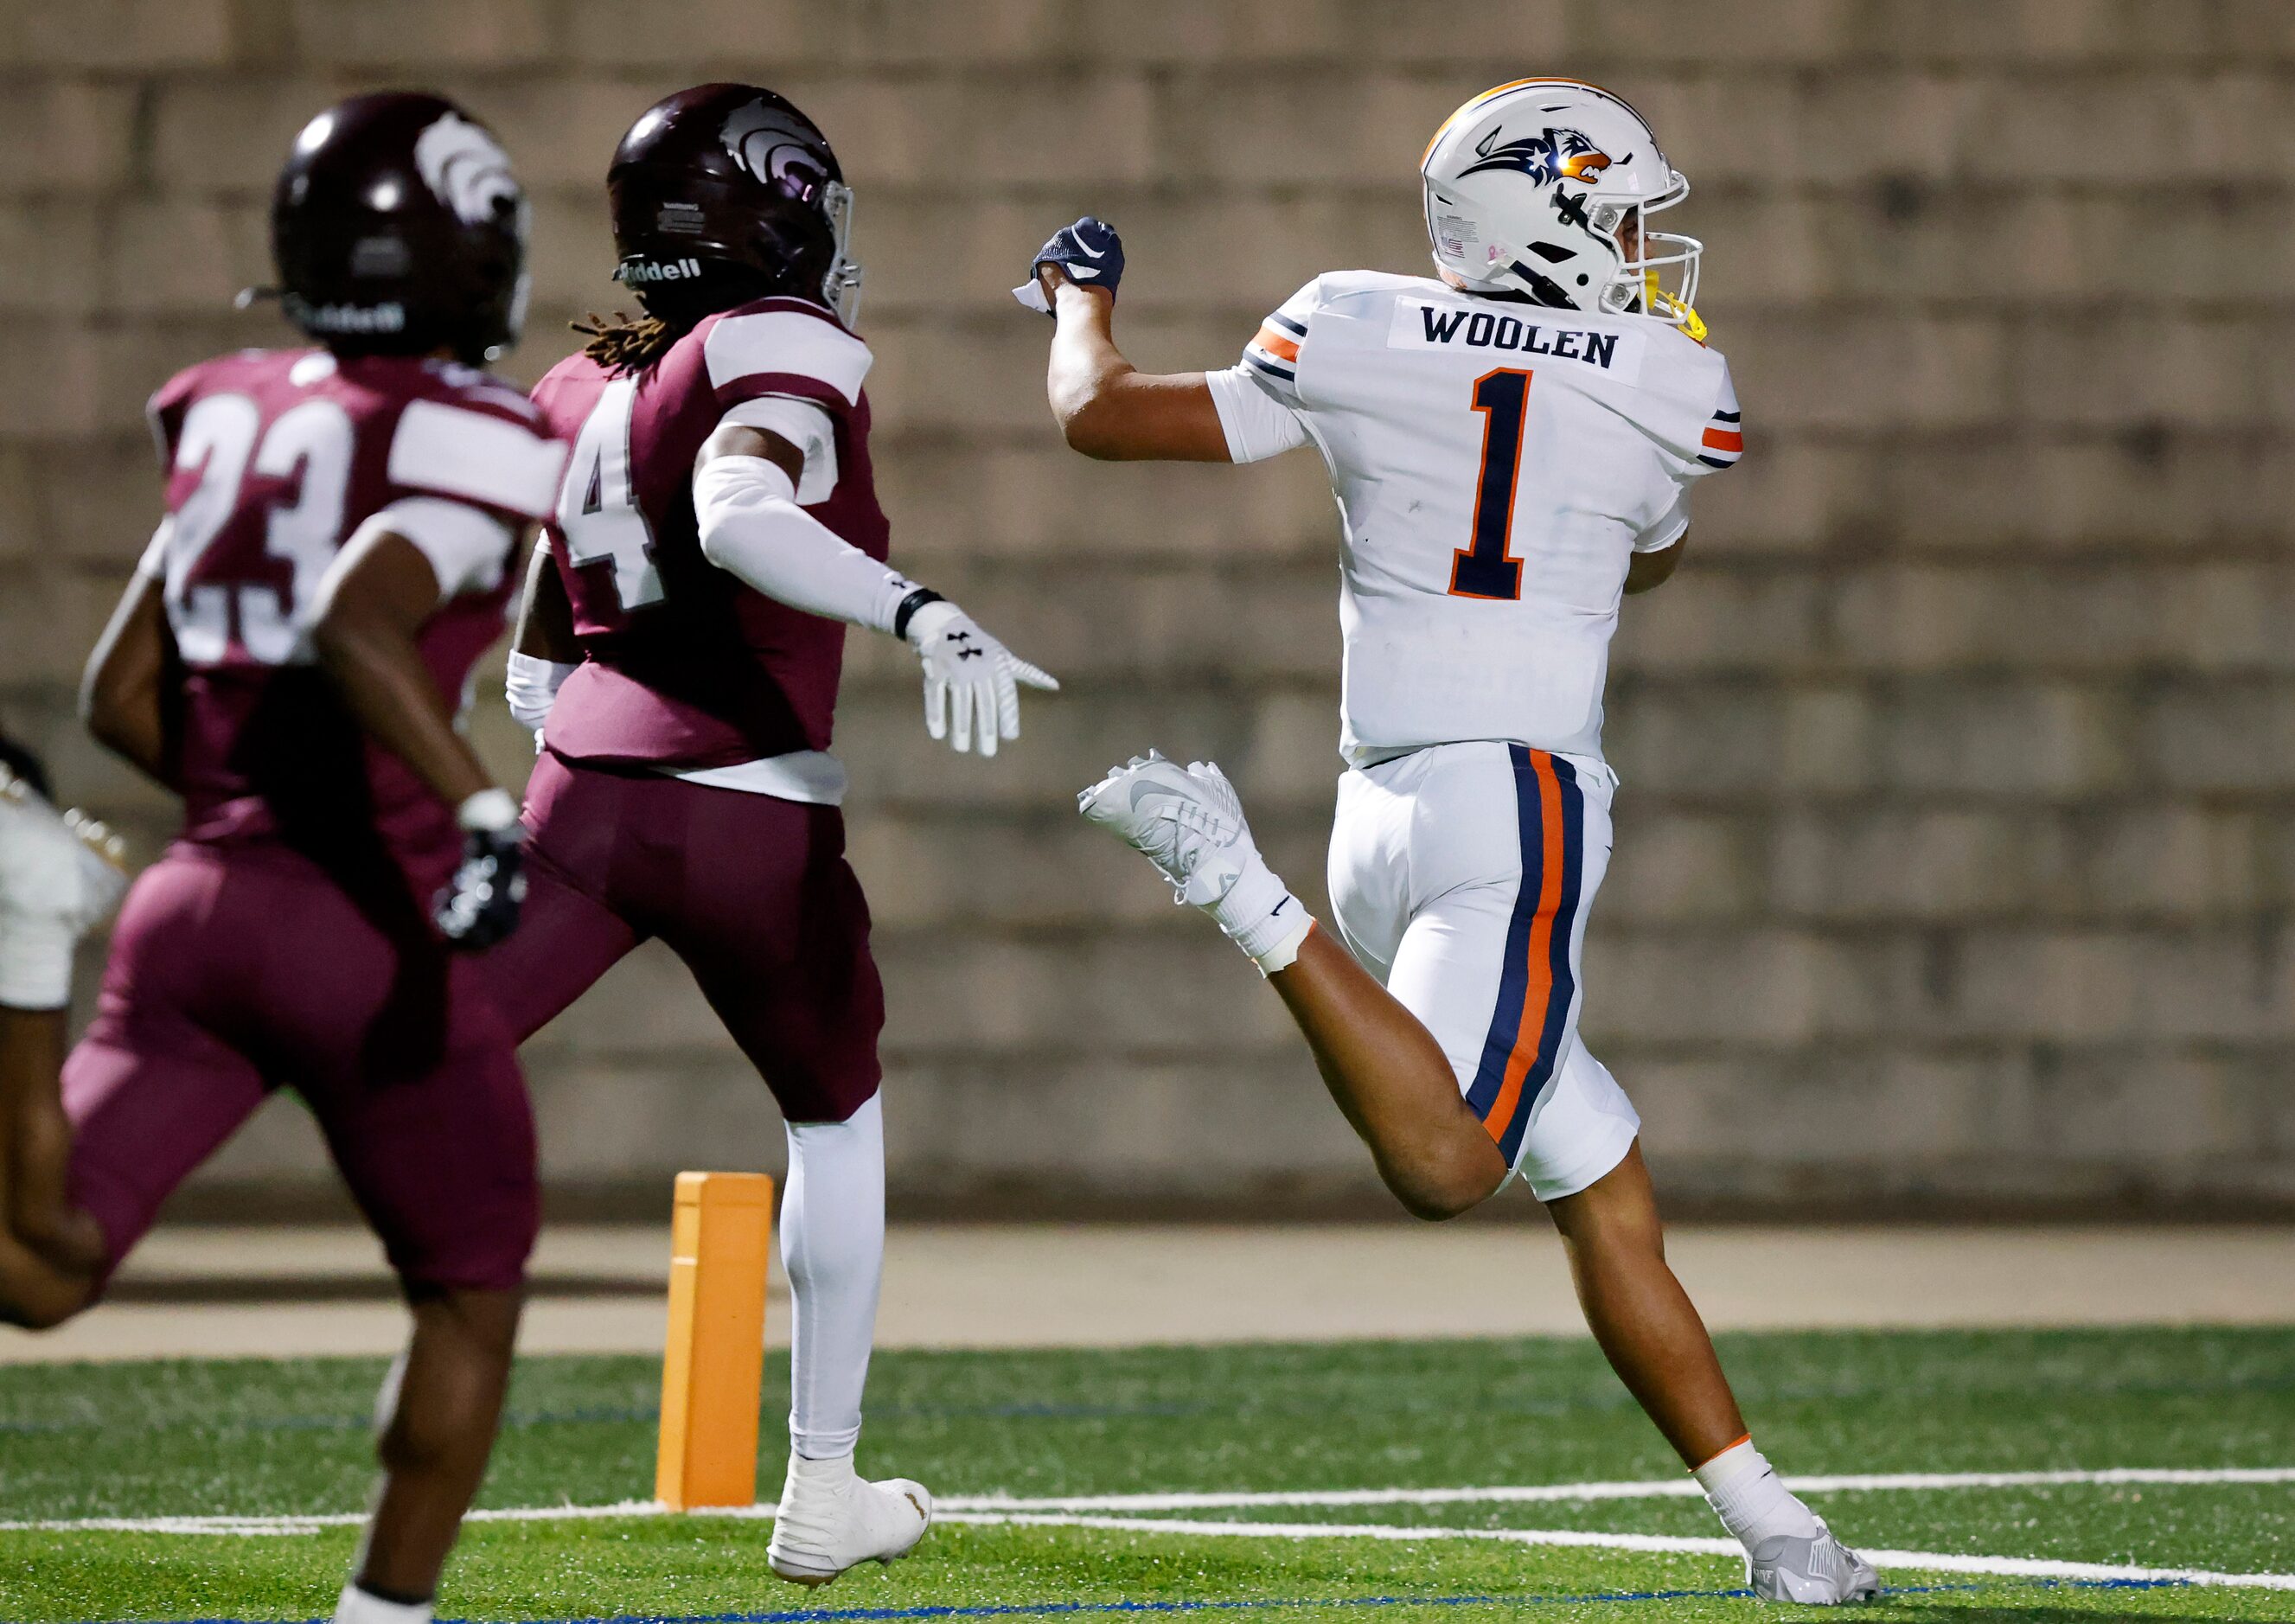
[{"xmin": 1386, "ymin": 299, "xmax": 1645, "ymax": 385}]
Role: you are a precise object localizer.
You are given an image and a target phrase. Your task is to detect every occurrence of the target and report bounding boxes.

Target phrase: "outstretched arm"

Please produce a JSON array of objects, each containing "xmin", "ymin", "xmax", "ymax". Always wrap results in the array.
[{"xmin": 691, "ymin": 422, "xmax": 1057, "ymax": 758}]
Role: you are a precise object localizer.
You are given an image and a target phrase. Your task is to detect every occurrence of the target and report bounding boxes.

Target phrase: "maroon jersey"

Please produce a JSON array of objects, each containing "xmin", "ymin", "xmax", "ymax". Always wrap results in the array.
[
  {"xmin": 529, "ymin": 296, "xmax": 889, "ymax": 769},
  {"xmin": 145, "ymin": 348, "xmax": 566, "ymax": 902}
]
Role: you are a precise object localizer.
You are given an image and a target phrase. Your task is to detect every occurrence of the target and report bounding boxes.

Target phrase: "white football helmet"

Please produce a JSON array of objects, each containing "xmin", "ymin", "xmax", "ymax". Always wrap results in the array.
[{"xmin": 1421, "ymin": 79, "xmax": 1704, "ymax": 337}]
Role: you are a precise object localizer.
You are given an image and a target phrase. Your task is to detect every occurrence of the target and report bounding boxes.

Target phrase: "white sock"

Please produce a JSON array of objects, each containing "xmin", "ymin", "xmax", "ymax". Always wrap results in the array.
[
  {"xmin": 1693, "ymin": 1436, "xmax": 1821, "ymax": 1550},
  {"xmin": 333, "ymin": 1582, "xmax": 432, "ymax": 1624},
  {"xmin": 781, "ymin": 1092, "xmax": 885, "ymax": 1461},
  {"xmin": 1204, "ymin": 851, "xmax": 1310, "ymax": 972}
]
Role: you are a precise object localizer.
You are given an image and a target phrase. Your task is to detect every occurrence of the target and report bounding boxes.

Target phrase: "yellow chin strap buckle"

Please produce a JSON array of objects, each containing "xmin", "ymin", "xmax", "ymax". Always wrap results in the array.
[{"xmin": 1646, "ymin": 273, "xmax": 1708, "ymax": 344}]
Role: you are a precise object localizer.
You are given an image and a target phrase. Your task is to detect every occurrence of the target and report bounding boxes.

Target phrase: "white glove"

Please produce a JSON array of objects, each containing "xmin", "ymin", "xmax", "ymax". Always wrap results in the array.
[{"xmin": 905, "ymin": 600, "xmax": 1058, "ymax": 758}]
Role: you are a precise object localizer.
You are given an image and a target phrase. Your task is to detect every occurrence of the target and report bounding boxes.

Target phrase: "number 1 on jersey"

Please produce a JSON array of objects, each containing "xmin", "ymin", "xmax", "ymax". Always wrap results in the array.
[{"xmin": 1449, "ymin": 368, "xmax": 1533, "ymax": 602}]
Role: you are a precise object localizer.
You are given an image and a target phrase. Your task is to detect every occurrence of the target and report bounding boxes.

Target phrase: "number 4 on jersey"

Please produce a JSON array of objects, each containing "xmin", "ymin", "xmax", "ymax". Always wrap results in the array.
[
  {"xmin": 1449, "ymin": 368, "xmax": 1532, "ymax": 603},
  {"xmin": 559, "ymin": 377, "xmax": 664, "ymax": 610}
]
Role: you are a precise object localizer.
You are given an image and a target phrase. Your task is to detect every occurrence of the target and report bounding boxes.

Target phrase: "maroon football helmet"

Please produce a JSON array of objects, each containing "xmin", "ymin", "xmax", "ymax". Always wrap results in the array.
[
  {"xmin": 267, "ymin": 92, "xmax": 530, "ymax": 364},
  {"xmin": 606, "ymin": 84, "xmax": 862, "ymax": 324}
]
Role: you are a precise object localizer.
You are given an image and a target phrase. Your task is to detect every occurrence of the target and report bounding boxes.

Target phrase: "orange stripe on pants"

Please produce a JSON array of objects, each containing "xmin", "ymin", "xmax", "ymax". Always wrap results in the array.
[{"xmin": 1481, "ymin": 751, "xmax": 1568, "ymax": 1144}]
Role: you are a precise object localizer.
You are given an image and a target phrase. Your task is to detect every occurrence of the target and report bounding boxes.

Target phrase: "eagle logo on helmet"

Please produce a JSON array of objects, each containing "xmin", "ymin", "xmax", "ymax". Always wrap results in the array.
[
  {"xmin": 719, "ymin": 99, "xmax": 830, "ymax": 201},
  {"xmin": 412, "ymin": 112, "xmax": 521, "ymax": 226},
  {"xmin": 1460, "ymin": 125, "xmax": 1619, "ymax": 188}
]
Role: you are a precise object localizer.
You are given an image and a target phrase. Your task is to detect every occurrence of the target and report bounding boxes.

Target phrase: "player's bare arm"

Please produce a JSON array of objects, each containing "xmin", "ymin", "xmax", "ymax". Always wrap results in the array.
[
  {"xmin": 312, "ymin": 530, "xmax": 498, "ymax": 812},
  {"xmin": 1625, "ymin": 533, "xmax": 1686, "ymax": 594},
  {"xmin": 511, "ymin": 536, "xmax": 579, "ymax": 664},
  {"xmin": 80, "ymin": 568, "xmax": 176, "ymax": 787},
  {"xmin": 1024, "ymin": 220, "xmax": 1230, "ymax": 462},
  {"xmin": 310, "ymin": 523, "xmax": 527, "ymax": 949}
]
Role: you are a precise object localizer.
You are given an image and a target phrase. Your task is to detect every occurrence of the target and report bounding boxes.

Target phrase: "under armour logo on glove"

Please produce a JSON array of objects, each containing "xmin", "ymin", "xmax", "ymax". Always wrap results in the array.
[
  {"xmin": 1012, "ymin": 216, "xmax": 1125, "ymax": 314},
  {"xmin": 904, "ymin": 600, "xmax": 1059, "ymax": 758}
]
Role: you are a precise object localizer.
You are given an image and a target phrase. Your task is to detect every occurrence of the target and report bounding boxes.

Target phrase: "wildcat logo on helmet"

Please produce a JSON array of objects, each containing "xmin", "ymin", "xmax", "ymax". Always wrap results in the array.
[
  {"xmin": 413, "ymin": 112, "xmax": 521, "ymax": 226},
  {"xmin": 719, "ymin": 98, "xmax": 831, "ymax": 199},
  {"xmin": 1460, "ymin": 126, "xmax": 1620, "ymax": 188}
]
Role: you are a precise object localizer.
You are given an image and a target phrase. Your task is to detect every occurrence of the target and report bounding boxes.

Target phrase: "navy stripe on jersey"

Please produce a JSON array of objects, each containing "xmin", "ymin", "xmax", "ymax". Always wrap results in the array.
[
  {"xmin": 1243, "ymin": 352, "xmax": 1297, "ymax": 383},
  {"xmin": 1266, "ymin": 311, "xmax": 1308, "ymax": 340}
]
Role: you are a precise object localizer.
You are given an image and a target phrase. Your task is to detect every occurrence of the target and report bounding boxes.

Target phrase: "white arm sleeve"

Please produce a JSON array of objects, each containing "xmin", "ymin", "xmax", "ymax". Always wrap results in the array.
[
  {"xmin": 1205, "ymin": 364, "xmax": 1312, "ymax": 464},
  {"xmin": 716, "ymin": 395, "xmax": 840, "ymax": 502},
  {"xmin": 693, "ymin": 454, "xmax": 916, "ymax": 634}
]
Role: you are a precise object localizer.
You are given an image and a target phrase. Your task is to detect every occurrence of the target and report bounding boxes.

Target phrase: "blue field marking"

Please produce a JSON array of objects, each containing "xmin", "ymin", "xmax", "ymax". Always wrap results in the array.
[{"xmin": 113, "ymin": 1577, "xmax": 2190, "ymax": 1624}]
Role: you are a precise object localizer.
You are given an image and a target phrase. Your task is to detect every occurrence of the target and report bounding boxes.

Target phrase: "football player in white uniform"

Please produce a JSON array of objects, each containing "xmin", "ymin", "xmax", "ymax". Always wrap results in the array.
[{"xmin": 1026, "ymin": 80, "xmax": 1878, "ymax": 1606}]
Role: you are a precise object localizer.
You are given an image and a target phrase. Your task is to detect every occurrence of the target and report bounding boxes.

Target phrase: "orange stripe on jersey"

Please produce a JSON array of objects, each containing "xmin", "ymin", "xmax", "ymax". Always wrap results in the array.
[
  {"xmin": 1480, "ymin": 751, "xmax": 1569, "ymax": 1147},
  {"xmin": 1702, "ymin": 426, "xmax": 1744, "ymax": 453},
  {"xmin": 1251, "ymin": 324, "xmax": 1301, "ymax": 364}
]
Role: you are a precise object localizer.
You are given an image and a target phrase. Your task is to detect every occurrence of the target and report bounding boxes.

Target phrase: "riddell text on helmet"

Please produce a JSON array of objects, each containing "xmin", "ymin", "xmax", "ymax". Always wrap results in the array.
[{"xmin": 615, "ymin": 257, "xmax": 707, "ymax": 285}]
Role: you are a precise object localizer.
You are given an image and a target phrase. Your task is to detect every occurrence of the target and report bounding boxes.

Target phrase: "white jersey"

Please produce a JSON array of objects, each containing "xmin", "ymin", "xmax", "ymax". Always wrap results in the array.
[{"xmin": 1207, "ymin": 271, "xmax": 1741, "ymax": 766}]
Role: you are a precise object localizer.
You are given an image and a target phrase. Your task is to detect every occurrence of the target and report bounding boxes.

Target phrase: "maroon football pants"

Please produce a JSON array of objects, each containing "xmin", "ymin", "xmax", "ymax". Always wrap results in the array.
[
  {"xmin": 62, "ymin": 843, "xmax": 538, "ymax": 1292},
  {"xmin": 483, "ymin": 751, "xmax": 884, "ymax": 1124}
]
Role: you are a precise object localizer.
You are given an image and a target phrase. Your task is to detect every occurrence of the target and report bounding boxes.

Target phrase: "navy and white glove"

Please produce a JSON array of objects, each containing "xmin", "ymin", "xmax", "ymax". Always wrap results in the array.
[
  {"xmin": 1012, "ymin": 217, "xmax": 1125, "ymax": 315},
  {"xmin": 432, "ymin": 790, "xmax": 527, "ymax": 950}
]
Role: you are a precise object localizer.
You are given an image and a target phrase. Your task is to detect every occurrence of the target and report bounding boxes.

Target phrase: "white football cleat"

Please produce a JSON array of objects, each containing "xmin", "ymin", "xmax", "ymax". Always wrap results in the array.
[
  {"xmin": 1076, "ymin": 751, "xmax": 1261, "ymax": 908},
  {"xmin": 1745, "ymin": 1520, "xmax": 1881, "ymax": 1605},
  {"xmin": 1077, "ymin": 751, "xmax": 1309, "ymax": 969},
  {"xmin": 765, "ymin": 1452, "xmax": 931, "ymax": 1587}
]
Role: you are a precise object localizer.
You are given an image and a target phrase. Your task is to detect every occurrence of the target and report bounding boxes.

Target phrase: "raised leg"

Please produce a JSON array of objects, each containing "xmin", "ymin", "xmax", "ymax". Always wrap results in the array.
[{"xmin": 1269, "ymin": 926, "xmax": 1508, "ymax": 1218}]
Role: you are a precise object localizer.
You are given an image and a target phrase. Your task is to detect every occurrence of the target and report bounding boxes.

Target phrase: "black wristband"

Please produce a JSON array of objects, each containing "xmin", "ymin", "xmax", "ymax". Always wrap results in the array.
[{"xmin": 892, "ymin": 586, "xmax": 946, "ymax": 642}]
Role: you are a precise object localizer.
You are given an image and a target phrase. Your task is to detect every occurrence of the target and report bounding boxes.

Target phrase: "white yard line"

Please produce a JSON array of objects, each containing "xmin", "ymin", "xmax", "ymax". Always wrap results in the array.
[
  {"xmin": 8, "ymin": 1467, "xmax": 2295, "ymax": 1592},
  {"xmin": 940, "ymin": 1512, "xmax": 2295, "ymax": 1593},
  {"xmin": 948, "ymin": 1466, "xmax": 2295, "ymax": 1512}
]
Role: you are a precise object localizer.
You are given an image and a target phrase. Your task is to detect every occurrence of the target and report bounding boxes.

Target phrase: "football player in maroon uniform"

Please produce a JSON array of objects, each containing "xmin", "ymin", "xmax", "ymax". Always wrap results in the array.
[
  {"xmin": 491, "ymin": 85, "xmax": 1052, "ymax": 1584},
  {"xmin": 0, "ymin": 95, "xmax": 566, "ymax": 1624}
]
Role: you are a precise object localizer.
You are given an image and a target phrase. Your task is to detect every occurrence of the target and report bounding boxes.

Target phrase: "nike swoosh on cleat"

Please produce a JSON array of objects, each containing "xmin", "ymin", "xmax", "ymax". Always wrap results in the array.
[
  {"xmin": 1073, "ymin": 238, "xmax": 1107, "ymax": 259},
  {"xmin": 1067, "ymin": 265, "xmax": 1101, "ymax": 278}
]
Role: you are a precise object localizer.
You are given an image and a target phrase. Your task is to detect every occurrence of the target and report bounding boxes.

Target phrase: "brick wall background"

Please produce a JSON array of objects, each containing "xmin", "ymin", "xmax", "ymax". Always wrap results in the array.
[{"xmin": 4, "ymin": 0, "xmax": 2292, "ymax": 1215}]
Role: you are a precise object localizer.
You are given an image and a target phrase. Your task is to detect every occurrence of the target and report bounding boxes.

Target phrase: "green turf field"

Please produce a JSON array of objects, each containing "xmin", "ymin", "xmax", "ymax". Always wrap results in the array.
[{"xmin": 5, "ymin": 1326, "xmax": 2292, "ymax": 1622}]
